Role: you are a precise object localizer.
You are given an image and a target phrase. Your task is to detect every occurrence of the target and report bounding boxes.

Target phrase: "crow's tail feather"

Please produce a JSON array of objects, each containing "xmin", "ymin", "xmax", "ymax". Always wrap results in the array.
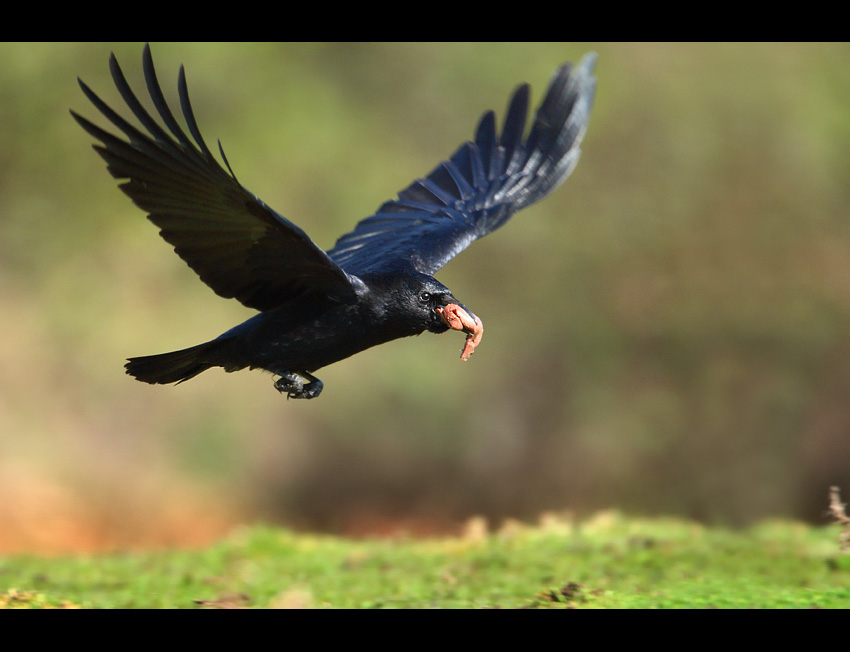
[{"xmin": 125, "ymin": 339, "xmax": 230, "ymax": 385}]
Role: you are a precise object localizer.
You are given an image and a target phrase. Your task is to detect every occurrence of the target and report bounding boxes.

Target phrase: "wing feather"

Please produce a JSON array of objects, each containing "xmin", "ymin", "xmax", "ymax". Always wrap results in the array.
[
  {"xmin": 329, "ymin": 53, "xmax": 597, "ymax": 276},
  {"xmin": 72, "ymin": 44, "xmax": 356, "ymax": 312}
]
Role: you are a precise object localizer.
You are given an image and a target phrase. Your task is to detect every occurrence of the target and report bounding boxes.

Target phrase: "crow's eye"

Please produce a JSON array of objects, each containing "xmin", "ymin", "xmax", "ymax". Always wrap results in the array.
[{"xmin": 419, "ymin": 291, "xmax": 431, "ymax": 304}]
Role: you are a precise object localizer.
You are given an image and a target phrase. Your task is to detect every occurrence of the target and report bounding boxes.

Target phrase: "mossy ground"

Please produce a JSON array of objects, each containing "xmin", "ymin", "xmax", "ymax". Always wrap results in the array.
[{"xmin": 2, "ymin": 512, "xmax": 849, "ymax": 608}]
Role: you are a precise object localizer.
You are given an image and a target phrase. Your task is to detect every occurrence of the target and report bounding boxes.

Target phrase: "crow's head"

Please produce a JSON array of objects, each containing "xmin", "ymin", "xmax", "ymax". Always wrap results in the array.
[{"xmin": 366, "ymin": 270, "xmax": 483, "ymax": 359}]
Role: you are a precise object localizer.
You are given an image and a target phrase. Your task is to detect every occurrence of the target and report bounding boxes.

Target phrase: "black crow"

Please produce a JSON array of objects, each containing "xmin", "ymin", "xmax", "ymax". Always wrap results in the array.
[{"xmin": 72, "ymin": 45, "xmax": 597, "ymax": 399}]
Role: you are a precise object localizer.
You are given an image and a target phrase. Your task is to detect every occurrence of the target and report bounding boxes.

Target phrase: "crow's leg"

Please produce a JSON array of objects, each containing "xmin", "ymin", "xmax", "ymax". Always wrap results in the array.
[{"xmin": 274, "ymin": 371, "xmax": 324, "ymax": 399}]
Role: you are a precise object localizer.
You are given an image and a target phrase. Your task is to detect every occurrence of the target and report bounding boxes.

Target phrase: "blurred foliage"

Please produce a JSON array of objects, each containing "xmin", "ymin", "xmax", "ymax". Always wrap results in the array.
[{"xmin": 1, "ymin": 43, "xmax": 850, "ymax": 550}]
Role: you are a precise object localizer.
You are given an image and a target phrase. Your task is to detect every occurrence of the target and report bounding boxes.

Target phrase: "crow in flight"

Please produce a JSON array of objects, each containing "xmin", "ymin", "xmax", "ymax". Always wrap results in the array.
[{"xmin": 72, "ymin": 45, "xmax": 597, "ymax": 399}]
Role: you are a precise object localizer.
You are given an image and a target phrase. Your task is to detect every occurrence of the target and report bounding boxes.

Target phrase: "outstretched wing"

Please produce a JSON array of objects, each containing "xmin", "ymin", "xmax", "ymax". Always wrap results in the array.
[
  {"xmin": 328, "ymin": 53, "xmax": 597, "ymax": 277},
  {"xmin": 72, "ymin": 44, "xmax": 357, "ymax": 312}
]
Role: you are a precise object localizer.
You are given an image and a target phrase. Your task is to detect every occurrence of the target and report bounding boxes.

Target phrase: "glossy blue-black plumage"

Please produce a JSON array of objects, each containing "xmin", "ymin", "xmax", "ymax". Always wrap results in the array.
[
  {"xmin": 72, "ymin": 45, "xmax": 357, "ymax": 312},
  {"xmin": 72, "ymin": 46, "xmax": 596, "ymax": 397},
  {"xmin": 328, "ymin": 54, "xmax": 597, "ymax": 276}
]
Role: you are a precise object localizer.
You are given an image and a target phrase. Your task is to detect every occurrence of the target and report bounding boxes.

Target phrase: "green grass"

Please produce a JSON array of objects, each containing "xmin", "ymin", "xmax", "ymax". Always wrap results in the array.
[{"xmin": 2, "ymin": 513, "xmax": 849, "ymax": 608}]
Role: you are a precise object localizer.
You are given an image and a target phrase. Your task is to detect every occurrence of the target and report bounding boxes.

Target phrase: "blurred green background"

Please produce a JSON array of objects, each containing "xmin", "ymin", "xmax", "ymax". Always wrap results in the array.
[{"xmin": 1, "ymin": 42, "xmax": 849, "ymax": 552}]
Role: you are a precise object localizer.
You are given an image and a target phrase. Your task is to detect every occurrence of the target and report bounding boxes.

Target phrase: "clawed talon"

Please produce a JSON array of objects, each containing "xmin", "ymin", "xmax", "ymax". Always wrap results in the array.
[{"xmin": 274, "ymin": 371, "xmax": 324, "ymax": 399}]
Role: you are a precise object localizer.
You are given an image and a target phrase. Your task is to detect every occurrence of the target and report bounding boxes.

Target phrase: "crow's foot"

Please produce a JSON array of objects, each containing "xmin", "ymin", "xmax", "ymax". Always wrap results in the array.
[{"xmin": 274, "ymin": 371, "xmax": 324, "ymax": 399}]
